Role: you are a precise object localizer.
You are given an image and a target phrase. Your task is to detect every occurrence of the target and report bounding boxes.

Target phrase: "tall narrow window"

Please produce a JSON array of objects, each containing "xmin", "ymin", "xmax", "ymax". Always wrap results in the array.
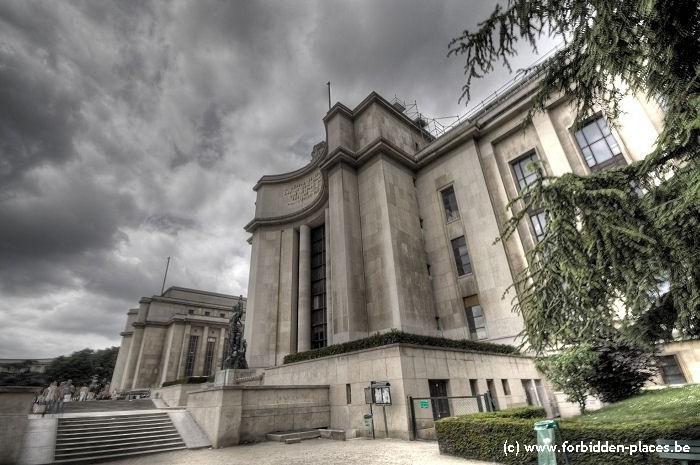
[
  {"xmin": 184, "ymin": 335, "xmax": 199, "ymax": 377},
  {"xmin": 469, "ymin": 379, "xmax": 479, "ymax": 396},
  {"xmin": 511, "ymin": 151, "xmax": 540, "ymax": 191},
  {"xmin": 310, "ymin": 225, "xmax": 327, "ymax": 349},
  {"xmin": 451, "ymin": 236, "xmax": 472, "ymax": 276},
  {"xmin": 529, "ymin": 210, "xmax": 548, "ymax": 242},
  {"xmin": 440, "ymin": 186, "xmax": 460, "ymax": 222},
  {"xmin": 203, "ymin": 336, "xmax": 216, "ymax": 376},
  {"xmin": 574, "ymin": 117, "xmax": 625, "ymax": 171},
  {"xmin": 501, "ymin": 379, "xmax": 511, "ymax": 396},
  {"xmin": 465, "ymin": 304, "xmax": 487, "ymax": 340},
  {"xmin": 428, "ymin": 379, "xmax": 451, "ymax": 420},
  {"xmin": 657, "ymin": 355, "xmax": 687, "ymax": 385}
]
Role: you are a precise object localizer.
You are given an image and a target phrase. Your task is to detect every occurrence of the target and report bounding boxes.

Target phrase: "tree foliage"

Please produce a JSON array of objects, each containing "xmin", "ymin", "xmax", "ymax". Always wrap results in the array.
[
  {"xmin": 450, "ymin": 0, "xmax": 700, "ymax": 353},
  {"xmin": 587, "ymin": 337, "xmax": 657, "ymax": 403},
  {"xmin": 44, "ymin": 347, "xmax": 119, "ymax": 386},
  {"xmin": 536, "ymin": 345, "xmax": 596, "ymax": 414}
]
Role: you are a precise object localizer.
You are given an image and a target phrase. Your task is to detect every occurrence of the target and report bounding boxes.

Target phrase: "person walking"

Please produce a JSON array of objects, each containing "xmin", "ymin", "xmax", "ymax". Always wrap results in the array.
[
  {"xmin": 79, "ymin": 384, "xmax": 89, "ymax": 401},
  {"xmin": 42, "ymin": 381, "xmax": 58, "ymax": 416}
]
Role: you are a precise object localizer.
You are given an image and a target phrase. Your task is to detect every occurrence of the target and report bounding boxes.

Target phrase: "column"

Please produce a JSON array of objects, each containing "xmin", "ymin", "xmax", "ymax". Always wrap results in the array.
[{"xmin": 297, "ymin": 224, "xmax": 311, "ymax": 352}]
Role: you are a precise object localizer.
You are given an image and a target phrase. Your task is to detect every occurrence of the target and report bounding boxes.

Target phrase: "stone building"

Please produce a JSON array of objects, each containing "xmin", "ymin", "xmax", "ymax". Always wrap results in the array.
[
  {"xmin": 239, "ymin": 77, "xmax": 696, "ymax": 438},
  {"xmin": 111, "ymin": 287, "xmax": 245, "ymax": 391},
  {"xmin": 244, "ymin": 82, "xmax": 665, "ymax": 365}
]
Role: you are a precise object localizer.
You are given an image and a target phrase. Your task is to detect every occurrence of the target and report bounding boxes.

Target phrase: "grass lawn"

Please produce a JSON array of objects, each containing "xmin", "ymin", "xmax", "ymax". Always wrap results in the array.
[{"xmin": 568, "ymin": 384, "xmax": 700, "ymax": 423}]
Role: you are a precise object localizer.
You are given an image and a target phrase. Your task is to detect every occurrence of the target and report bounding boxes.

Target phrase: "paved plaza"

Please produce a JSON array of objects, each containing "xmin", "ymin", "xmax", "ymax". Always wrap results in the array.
[{"xmin": 105, "ymin": 437, "xmax": 498, "ymax": 465}]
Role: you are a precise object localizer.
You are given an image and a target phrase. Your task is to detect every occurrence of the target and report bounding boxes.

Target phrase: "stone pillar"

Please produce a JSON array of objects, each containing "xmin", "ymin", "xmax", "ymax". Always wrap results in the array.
[
  {"xmin": 297, "ymin": 224, "xmax": 311, "ymax": 352},
  {"xmin": 121, "ymin": 324, "xmax": 144, "ymax": 390},
  {"xmin": 176, "ymin": 323, "xmax": 192, "ymax": 379}
]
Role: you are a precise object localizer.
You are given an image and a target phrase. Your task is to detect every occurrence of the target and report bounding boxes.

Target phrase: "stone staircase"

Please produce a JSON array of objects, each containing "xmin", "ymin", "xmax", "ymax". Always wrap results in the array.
[{"xmin": 53, "ymin": 412, "xmax": 186, "ymax": 463}]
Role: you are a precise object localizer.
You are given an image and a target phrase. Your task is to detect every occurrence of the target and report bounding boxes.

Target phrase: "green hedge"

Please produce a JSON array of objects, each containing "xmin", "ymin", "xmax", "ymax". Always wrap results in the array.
[
  {"xmin": 435, "ymin": 408, "xmax": 700, "ymax": 465},
  {"xmin": 283, "ymin": 329, "xmax": 518, "ymax": 364},
  {"xmin": 161, "ymin": 376, "xmax": 211, "ymax": 387}
]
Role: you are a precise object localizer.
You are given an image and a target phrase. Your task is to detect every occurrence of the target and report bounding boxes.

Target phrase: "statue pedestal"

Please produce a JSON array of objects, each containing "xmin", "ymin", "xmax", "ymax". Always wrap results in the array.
[{"xmin": 215, "ymin": 368, "xmax": 259, "ymax": 386}]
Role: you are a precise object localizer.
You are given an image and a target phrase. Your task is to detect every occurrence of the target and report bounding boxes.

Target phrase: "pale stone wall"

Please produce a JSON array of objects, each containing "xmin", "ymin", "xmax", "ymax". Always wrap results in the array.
[
  {"xmin": 243, "ymin": 89, "xmax": 668, "ymax": 372},
  {"xmin": 327, "ymin": 163, "xmax": 368, "ymax": 343},
  {"xmin": 111, "ymin": 287, "xmax": 242, "ymax": 390},
  {"xmin": 0, "ymin": 387, "xmax": 36, "ymax": 465},
  {"xmin": 262, "ymin": 344, "xmax": 548, "ymax": 440},
  {"xmin": 152, "ymin": 383, "xmax": 208, "ymax": 407},
  {"xmin": 186, "ymin": 385, "xmax": 329, "ymax": 448},
  {"xmin": 660, "ymin": 340, "xmax": 700, "ymax": 384}
]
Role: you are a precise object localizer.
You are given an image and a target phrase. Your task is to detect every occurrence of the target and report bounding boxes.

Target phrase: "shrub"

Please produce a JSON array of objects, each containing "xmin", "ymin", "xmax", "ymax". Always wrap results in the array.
[
  {"xmin": 436, "ymin": 410, "xmax": 545, "ymax": 464},
  {"xmin": 435, "ymin": 408, "xmax": 700, "ymax": 465},
  {"xmin": 283, "ymin": 329, "xmax": 518, "ymax": 364},
  {"xmin": 535, "ymin": 345, "xmax": 597, "ymax": 414},
  {"xmin": 587, "ymin": 338, "xmax": 656, "ymax": 403}
]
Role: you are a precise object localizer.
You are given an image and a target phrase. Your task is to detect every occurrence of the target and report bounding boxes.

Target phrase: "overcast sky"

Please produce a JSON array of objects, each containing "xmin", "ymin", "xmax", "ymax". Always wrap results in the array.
[{"xmin": 0, "ymin": 0, "xmax": 560, "ymax": 358}]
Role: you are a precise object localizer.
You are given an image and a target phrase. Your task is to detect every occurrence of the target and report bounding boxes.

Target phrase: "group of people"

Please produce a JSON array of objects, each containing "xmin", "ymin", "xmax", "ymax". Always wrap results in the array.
[{"xmin": 32, "ymin": 378, "xmax": 113, "ymax": 415}]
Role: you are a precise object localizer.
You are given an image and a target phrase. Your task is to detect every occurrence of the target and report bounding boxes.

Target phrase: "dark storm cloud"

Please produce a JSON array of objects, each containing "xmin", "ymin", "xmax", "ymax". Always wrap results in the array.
[
  {"xmin": 0, "ymin": 47, "xmax": 82, "ymax": 191},
  {"xmin": 0, "ymin": 0, "xmax": 557, "ymax": 358}
]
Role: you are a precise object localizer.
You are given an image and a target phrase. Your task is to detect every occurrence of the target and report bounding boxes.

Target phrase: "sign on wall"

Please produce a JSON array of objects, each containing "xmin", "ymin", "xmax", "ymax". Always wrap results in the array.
[{"xmin": 371, "ymin": 381, "xmax": 391, "ymax": 406}]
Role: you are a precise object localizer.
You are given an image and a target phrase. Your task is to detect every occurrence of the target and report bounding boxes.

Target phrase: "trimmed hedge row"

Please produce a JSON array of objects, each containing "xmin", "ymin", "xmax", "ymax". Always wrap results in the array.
[
  {"xmin": 282, "ymin": 329, "xmax": 519, "ymax": 364},
  {"xmin": 161, "ymin": 375, "xmax": 211, "ymax": 387},
  {"xmin": 435, "ymin": 408, "xmax": 700, "ymax": 465}
]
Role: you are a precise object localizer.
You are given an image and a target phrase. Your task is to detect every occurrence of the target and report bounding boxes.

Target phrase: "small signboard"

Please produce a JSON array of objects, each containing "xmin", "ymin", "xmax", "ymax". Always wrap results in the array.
[
  {"xmin": 420, "ymin": 399, "xmax": 429, "ymax": 409},
  {"xmin": 371, "ymin": 381, "xmax": 392, "ymax": 406}
]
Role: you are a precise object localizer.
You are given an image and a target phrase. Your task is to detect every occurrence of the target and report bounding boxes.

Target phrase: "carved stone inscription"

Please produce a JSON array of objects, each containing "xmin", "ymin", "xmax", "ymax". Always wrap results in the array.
[{"xmin": 282, "ymin": 171, "xmax": 322, "ymax": 206}]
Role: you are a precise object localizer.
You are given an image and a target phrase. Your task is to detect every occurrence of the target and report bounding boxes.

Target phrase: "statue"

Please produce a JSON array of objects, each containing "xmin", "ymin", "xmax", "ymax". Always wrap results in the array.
[{"xmin": 224, "ymin": 295, "xmax": 248, "ymax": 369}]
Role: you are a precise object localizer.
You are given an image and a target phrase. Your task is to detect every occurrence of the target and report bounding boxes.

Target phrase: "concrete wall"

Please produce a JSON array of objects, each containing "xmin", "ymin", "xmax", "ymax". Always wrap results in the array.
[
  {"xmin": 186, "ymin": 385, "xmax": 329, "ymax": 448},
  {"xmin": 112, "ymin": 288, "xmax": 242, "ymax": 390},
  {"xmin": 152, "ymin": 383, "xmax": 207, "ymax": 407},
  {"xmin": 262, "ymin": 344, "xmax": 549, "ymax": 440},
  {"xmin": 660, "ymin": 340, "xmax": 700, "ymax": 384},
  {"xmin": 0, "ymin": 387, "xmax": 38, "ymax": 465}
]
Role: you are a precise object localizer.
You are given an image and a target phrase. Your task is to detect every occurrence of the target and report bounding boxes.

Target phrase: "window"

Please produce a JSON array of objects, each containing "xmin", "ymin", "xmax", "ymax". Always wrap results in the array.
[
  {"xmin": 657, "ymin": 355, "xmax": 687, "ymax": 385},
  {"xmin": 529, "ymin": 211, "xmax": 548, "ymax": 242},
  {"xmin": 469, "ymin": 379, "xmax": 479, "ymax": 396},
  {"xmin": 219, "ymin": 313, "xmax": 225, "ymax": 318},
  {"xmin": 511, "ymin": 151, "xmax": 540, "ymax": 191},
  {"xmin": 346, "ymin": 384, "xmax": 352, "ymax": 405},
  {"xmin": 574, "ymin": 117, "xmax": 625, "ymax": 171},
  {"xmin": 188, "ymin": 309, "xmax": 194, "ymax": 315},
  {"xmin": 451, "ymin": 236, "xmax": 472, "ymax": 276},
  {"xmin": 440, "ymin": 186, "xmax": 460, "ymax": 222},
  {"xmin": 521, "ymin": 379, "xmax": 539, "ymax": 406},
  {"xmin": 203, "ymin": 337, "xmax": 216, "ymax": 376},
  {"xmin": 310, "ymin": 225, "xmax": 327, "ymax": 349},
  {"xmin": 465, "ymin": 304, "xmax": 487, "ymax": 340},
  {"xmin": 428, "ymin": 379, "xmax": 450, "ymax": 420},
  {"xmin": 501, "ymin": 379, "xmax": 511, "ymax": 396},
  {"xmin": 204, "ymin": 311, "xmax": 210, "ymax": 316},
  {"xmin": 184, "ymin": 335, "xmax": 199, "ymax": 377},
  {"xmin": 486, "ymin": 379, "xmax": 498, "ymax": 410}
]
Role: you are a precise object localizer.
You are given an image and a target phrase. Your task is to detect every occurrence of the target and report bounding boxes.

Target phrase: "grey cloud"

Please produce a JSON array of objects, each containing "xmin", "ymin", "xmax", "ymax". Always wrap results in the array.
[{"xmin": 0, "ymin": 48, "xmax": 82, "ymax": 191}]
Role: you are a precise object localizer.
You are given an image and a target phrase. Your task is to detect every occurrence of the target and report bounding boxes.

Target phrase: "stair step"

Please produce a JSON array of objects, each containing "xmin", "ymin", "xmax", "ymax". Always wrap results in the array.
[
  {"xmin": 56, "ymin": 430, "xmax": 176, "ymax": 440},
  {"xmin": 59, "ymin": 417, "xmax": 169, "ymax": 427},
  {"xmin": 54, "ymin": 441, "xmax": 186, "ymax": 458},
  {"xmin": 56, "ymin": 433, "xmax": 182, "ymax": 448},
  {"xmin": 52, "ymin": 445, "xmax": 187, "ymax": 463},
  {"xmin": 57, "ymin": 422, "xmax": 174, "ymax": 434},
  {"xmin": 53, "ymin": 409, "xmax": 188, "ymax": 463},
  {"xmin": 61, "ymin": 414, "xmax": 166, "ymax": 421},
  {"xmin": 56, "ymin": 437, "xmax": 184, "ymax": 453}
]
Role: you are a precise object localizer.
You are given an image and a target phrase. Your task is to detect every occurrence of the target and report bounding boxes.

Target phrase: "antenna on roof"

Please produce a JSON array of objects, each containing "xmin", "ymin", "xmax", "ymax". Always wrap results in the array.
[
  {"xmin": 160, "ymin": 256, "xmax": 170, "ymax": 295},
  {"xmin": 327, "ymin": 82, "xmax": 331, "ymax": 111}
]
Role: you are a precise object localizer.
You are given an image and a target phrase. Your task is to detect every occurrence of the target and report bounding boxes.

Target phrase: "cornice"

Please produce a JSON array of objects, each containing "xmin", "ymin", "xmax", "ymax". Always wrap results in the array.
[{"xmin": 244, "ymin": 187, "xmax": 329, "ymax": 232}]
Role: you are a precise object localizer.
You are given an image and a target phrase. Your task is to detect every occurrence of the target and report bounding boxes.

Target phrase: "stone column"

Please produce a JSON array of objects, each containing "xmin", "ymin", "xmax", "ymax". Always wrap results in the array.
[{"xmin": 297, "ymin": 224, "xmax": 311, "ymax": 352}]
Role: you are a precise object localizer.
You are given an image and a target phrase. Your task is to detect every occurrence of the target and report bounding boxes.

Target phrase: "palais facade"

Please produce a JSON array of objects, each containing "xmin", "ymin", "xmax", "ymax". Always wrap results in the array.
[
  {"xmin": 244, "ymin": 79, "xmax": 664, "ymax": 369},
  {"xmin": 111, "ymin": 287, "xmax": 245, "ymax": 391}
]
